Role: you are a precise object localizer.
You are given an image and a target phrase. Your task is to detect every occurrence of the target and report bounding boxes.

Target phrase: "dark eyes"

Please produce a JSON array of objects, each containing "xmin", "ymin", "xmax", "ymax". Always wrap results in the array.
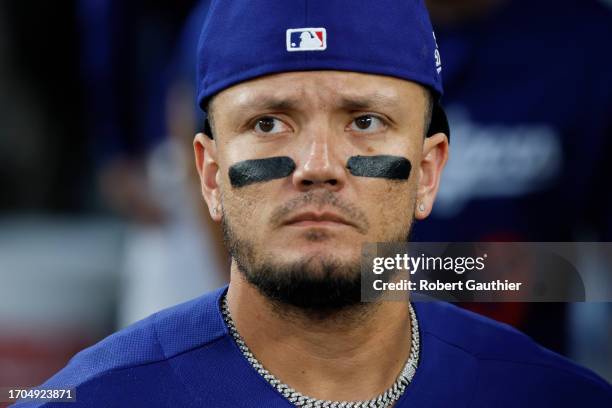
[
  {"xmin": 253, "ymin": 117, "xmax": 290, "ymax": 134},
  {"xmin": 349, "ymin": 115, "xmax": 386, "ymax": 133},
  {"xmin": 251, "ymin": 114, "xmax": 387, "ymax": 134}
]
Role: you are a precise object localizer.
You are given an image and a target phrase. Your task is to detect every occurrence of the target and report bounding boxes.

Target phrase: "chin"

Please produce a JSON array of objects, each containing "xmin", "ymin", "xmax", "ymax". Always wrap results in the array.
[
  {"xmin": 240, "ymin": 252, "xmax": 363, "ymax": 312},
  {"xmin": 280, "ymin": 244, "xmax": 358, "ymax": 261},
  {"xmin": 270, "ymin": 252, "xmax": 359, "ymax": 280},
  {"xmin": 285, "ymin": 229, "xmax": 367, "ymax": 249}
]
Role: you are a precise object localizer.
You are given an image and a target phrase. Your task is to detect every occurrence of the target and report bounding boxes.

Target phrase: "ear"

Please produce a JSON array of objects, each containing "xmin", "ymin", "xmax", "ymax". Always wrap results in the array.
[
  {"xmin": 193, "ymin": 132, "xmax": 223, "ymax": 222},
  {"xmin": 415, "ymin": 132, "xmax": 449, "ymax": 220}
]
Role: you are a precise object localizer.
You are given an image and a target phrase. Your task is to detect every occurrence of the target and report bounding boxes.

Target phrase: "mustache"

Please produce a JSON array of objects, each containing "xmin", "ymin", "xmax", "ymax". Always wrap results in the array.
[{"xmin": 269, "ymin": 190, "xmax": 370, "ymax": 234}]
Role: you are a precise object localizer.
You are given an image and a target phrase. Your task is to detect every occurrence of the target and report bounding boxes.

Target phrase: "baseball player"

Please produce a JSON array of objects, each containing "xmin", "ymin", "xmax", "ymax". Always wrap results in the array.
[{"xmin": 13, "ymin": 1, "xmax": 611, "ymax": 407}]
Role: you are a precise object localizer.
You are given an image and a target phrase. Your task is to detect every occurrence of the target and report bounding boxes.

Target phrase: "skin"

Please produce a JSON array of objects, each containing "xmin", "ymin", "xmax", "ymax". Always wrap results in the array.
[{"xmin": 194, "ymin": 71, "xmax": 448, "ymax": 401}]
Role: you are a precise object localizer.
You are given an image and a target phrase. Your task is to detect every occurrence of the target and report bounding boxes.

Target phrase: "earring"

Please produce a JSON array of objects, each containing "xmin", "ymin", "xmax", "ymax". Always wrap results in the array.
[
  {"xmin": 212, "ymin": 206, "xmax": 218, "ymax": 215},
  {"xmin": 418, "ymin": 202, "xmax": 426, "ymax": 212}
]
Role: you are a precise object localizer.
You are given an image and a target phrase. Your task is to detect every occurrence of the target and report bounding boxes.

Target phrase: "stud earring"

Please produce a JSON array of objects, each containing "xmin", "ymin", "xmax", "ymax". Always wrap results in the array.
[{"xmin": 418, "ymin": 203, "xmax": 426, "ymax": 212}]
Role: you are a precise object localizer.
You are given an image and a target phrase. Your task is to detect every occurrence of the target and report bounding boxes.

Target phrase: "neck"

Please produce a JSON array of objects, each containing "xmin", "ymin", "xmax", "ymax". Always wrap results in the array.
[{"xmin": 226, "ymin": 263, "xmax": 413, "ymax": 402}]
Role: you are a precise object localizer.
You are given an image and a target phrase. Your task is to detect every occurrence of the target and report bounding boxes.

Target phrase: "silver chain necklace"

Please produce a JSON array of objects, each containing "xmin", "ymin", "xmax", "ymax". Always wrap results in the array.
[{"xmin": 221, "ymin": 296, "xmax": 420, "ymax": 408}]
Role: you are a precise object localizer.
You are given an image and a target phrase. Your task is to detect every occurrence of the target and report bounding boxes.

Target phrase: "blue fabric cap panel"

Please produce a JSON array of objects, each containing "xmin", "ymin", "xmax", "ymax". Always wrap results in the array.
[{"xmin": 196, "ymin": 0, "xmax": 443, "ymax": 111}]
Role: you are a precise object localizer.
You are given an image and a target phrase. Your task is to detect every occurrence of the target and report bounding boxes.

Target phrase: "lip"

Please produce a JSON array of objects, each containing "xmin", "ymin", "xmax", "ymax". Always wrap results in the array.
[{"xmin": 283, "ymin": 211, "xmax": 355, "ymax": 229}]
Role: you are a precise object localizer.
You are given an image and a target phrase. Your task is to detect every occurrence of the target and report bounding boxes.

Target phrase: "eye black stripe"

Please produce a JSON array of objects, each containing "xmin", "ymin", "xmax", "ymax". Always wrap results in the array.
[
  {"xmin": 347, "ymin": 155, "xmax": 411, "ymax": 180},
  {"xmin": 229, "ymin": 157, "xmax": 296, "ymax": 188}
]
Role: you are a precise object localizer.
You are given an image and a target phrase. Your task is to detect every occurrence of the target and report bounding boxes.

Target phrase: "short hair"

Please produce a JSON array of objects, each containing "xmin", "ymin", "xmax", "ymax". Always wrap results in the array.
[{"xmin": 423, "ymin": 88, "xmax": 434, "ymax": 138}]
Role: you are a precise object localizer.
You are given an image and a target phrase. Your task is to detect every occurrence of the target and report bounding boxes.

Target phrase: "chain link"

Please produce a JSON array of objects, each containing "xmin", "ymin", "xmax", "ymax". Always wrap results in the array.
[{"xmin": 221, "ymin": 296, "xmax": 419, "ymax": 408}]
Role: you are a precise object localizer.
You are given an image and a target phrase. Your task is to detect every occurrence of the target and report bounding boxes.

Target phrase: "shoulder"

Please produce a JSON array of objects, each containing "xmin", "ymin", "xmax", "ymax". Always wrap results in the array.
[
  {"xmin": 11, "ymin": 287, "xmax": 229, "ymax": 408},
  {"xmin": 414, "ymin": 301, "xmax": 612, "ymax": 406}
]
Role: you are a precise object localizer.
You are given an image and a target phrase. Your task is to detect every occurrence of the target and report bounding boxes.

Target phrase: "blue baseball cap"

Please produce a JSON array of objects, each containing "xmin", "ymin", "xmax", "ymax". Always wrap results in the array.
[{"xmin": 196, "ymin": 0, "xmax": 449, "ymax": 139}]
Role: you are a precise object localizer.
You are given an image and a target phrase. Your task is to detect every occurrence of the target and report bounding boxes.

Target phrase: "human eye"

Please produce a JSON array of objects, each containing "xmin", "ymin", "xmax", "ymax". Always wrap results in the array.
[
  {"xmin": 348, "ymin": 114, "xmax": 387, "ymax": 133},
  {"xmin": 252, "ymin": 116, "xmax": 291, "ymax": 134}
]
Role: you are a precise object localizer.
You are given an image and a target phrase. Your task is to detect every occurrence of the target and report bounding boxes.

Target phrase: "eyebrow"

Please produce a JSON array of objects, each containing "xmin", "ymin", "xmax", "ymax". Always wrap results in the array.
[
  {"xmin": 232, "ymin": 92, "xmax": 400, "ymax": 117},
  {"xmin": 233, "ymin": 96, "xmax": 302, "ymax": 116},
  {"xmin": 338, "ymin": 94, "xmax": 399, "ymax": 111}
]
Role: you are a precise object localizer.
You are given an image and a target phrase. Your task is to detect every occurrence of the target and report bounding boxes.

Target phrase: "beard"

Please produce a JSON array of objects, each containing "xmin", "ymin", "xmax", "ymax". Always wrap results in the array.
[{"xmin": 221, "ymin": 191, "xmax": 415, "ymax": 317}]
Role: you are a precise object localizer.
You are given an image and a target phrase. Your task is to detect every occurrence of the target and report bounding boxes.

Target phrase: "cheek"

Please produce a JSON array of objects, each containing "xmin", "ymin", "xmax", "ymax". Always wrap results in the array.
[
  {"xmin": 220, "ymin": 185, "xmax": 261, "ymax": 230},
  {"xmin": 364, "ymin": 181, "xmax": 416, "ymax": 238},
  {"xmin": 220, "ymin": 174, "xmax": 289, "ymax": 242}
]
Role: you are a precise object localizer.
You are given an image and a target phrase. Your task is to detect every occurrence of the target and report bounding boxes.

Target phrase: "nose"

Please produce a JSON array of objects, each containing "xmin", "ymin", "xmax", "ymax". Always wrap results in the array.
[{"xmin": 292, "ymin": 128, "xmax": 346, "ymax": 192}]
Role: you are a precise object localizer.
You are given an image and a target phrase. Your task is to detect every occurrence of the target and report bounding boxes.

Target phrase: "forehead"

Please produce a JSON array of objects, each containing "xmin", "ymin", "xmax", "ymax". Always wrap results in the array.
[{"xmin": 210, "ymin": 70, "xmax": 426, "ymax": 115}]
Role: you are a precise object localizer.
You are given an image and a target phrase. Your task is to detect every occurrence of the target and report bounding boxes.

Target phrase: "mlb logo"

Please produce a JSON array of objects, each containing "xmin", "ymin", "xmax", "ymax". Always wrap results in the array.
[{"xmin": 286, "ymin": 28, "xmax": 327, "ymax": 52}]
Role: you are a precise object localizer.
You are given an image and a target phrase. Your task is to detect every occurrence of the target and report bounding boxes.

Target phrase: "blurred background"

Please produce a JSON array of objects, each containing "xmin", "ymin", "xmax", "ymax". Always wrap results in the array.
[{"xmin": 0, "ymin": 0, "xmax": 611, "ymax": 400}]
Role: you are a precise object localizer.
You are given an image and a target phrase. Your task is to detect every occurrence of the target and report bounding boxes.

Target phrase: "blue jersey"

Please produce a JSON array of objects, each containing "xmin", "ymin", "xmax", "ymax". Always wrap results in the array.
[{"xmin": 12, "ymin": 286, "xmax": 611, "ymax": 407}]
